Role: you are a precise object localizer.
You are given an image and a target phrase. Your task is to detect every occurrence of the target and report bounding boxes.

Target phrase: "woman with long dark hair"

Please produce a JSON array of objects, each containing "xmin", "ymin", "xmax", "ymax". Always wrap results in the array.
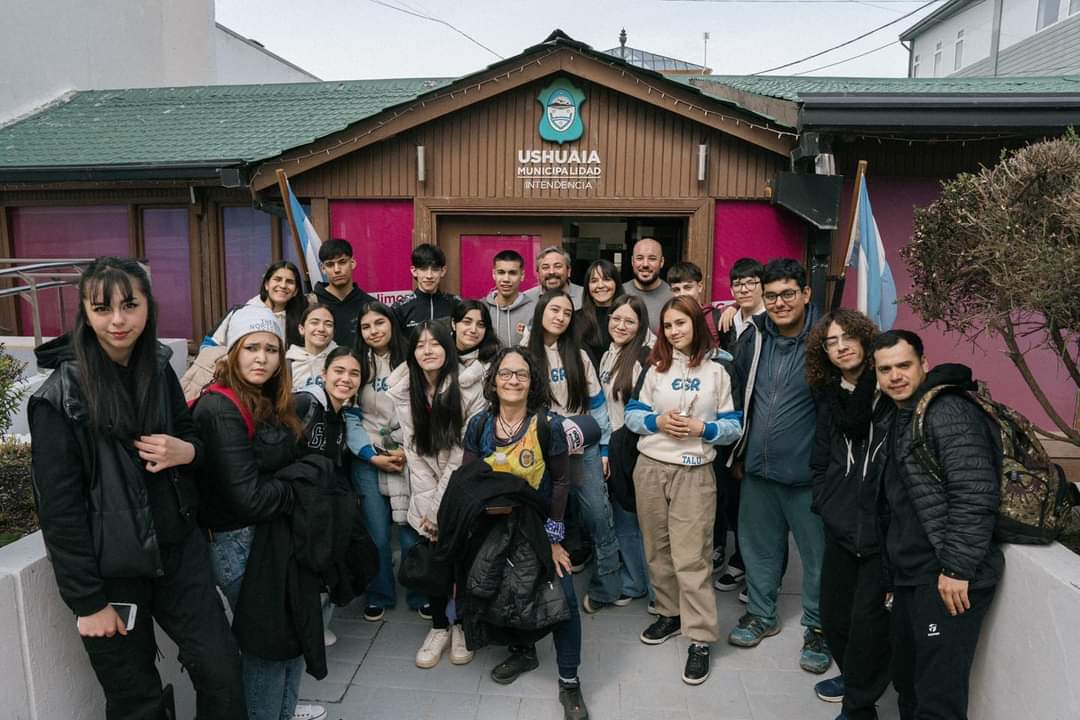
[
  {"xmin": 526, "ymin": 291, "xmax": 621, "ymax": 614},
  {"xmin": 29, "ymin": 256, "xmax": 246, "ymax": 719},
  {"xmin": 598, "ymin": 294, "xmax": 654, "ymax": 608},
  {"xmin": 464, "ymin": 347, "xmax": 588, "ymax": 720},
  {"xmin": 805, "ymin": 309, "xmax": 892, "ymax": 718},
  {"xmin": 452, "ymin": 298, "xmax": 500, "ymax": 368},
  {"xmin": 389, "ymin": 321, "xmax": 486, "ymax": 668},
  {"xmin": 625, "ymin": 296, "xmax": 742, "ymax": 686},
  {"xmin": 576, "ymin": 258, "xmax": 625, "ymax": 367},
  {"xmin": 209, "ymin": 260, "xmax": 306, "ymax": 347},
  {"xmin": 191, "ymin": 304, "xmax": 321, "ymax": 720},
  {"xmin": 345, "ymin": 301, "xmax": 422, "ymax": 622}
]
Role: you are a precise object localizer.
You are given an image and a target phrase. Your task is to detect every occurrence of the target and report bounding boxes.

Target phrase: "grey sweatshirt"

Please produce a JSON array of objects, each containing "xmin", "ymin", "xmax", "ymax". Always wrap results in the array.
[{"xmin": 483, "ymin": 290, "xmax": 537, "ymax": 348}]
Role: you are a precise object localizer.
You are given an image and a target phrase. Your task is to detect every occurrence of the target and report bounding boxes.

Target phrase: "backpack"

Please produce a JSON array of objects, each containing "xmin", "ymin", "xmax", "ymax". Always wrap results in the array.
[
  {"xmin": 607, "ymin": 350, "xmax": 652, "ymax": 514},
  {"xmin": 189, "ymin": 384, "xmax": 255, "ymax": 439},
  {"xmin": 912, "ymin": 382, "xmax": 1072, "ymax": 545}
]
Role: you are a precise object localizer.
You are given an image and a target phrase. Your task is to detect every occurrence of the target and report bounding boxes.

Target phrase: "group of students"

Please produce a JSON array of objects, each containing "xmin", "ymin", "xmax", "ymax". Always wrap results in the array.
[{"xmin": 29, "ymin": 235, "xmax": 1003, "ymax": 720}]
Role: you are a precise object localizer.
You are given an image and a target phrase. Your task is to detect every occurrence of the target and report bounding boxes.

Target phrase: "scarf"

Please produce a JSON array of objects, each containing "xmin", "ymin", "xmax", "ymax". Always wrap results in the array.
[{"xmin": 826, "ymin": 368, "xmax": 876, "ymax": 441}]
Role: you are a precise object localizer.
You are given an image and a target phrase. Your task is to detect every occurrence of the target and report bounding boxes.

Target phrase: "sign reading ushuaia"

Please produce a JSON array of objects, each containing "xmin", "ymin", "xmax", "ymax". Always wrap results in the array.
[{"xmin": 516, "ymin": 77, "xmax": 602, "ymax": 191}]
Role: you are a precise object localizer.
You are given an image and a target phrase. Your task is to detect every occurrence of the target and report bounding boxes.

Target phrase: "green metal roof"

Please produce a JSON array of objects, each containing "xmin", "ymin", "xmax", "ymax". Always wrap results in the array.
[
  {"xmin": 0, "ymin": 78, "xmax": 452, "ymax": 168},
  {"xmin": 687, "ymin": 74, "xmax": 1080, "ymax": 101}
]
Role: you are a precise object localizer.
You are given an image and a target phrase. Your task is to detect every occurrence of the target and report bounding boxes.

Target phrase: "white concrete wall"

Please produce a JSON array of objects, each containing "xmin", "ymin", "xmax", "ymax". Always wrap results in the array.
[
  {"xmin": 0, "ymin": 0, "xmax": 215, "ymax": 124},
  {"xmin": 0, "ymin": 533, "xmax": 195, "ymax": 720},
  {"xmin": 214, "ymin": 25, "xmax": 319, "ymax": 84},
  {"xmin": 912, "ymin": 0, "xmax": 994, "ymax": 76}
]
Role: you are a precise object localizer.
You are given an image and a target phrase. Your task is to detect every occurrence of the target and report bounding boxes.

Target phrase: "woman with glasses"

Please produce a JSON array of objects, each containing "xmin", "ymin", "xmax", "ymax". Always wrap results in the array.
[{"xmin": 463, "ymin": 347, "xmax": 588, "ymax": 720}]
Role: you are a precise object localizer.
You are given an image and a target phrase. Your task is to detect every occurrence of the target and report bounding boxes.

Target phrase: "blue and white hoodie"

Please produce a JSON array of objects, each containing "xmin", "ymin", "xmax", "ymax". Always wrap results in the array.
[
  {"xmin": 541, "ymin": 342, "xmax": 612, "ymax": 454},
  {"xmin": 625, "ymin": 349, "xmax": 743, "ymax": 467}
]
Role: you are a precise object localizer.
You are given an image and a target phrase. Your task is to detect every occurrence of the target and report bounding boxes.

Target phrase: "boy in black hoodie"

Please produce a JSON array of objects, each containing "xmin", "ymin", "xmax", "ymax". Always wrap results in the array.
[
  {"xmin": 393, "ymin": 243, "xmax": 459, "ymax": 336},
  {"xmin": 310, "ymin": 239, "xmax": 376, "ymax": 348}
]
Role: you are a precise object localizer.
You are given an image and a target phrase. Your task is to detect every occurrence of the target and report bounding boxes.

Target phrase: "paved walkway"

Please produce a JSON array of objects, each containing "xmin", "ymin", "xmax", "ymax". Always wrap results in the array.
[{"xmin": 301, "ymin": 547, "xmax": 901, "ymax": 720}]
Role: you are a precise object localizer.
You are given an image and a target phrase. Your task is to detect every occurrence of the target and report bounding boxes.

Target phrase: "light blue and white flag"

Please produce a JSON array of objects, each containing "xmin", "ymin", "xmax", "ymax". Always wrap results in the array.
[
  {"xmin": 283, "ymin": 175, "xmax": 324, "ymax": 290},
  {"xmin": 844, "ymin": 176, "xmax": 897, "ymax": 330}
]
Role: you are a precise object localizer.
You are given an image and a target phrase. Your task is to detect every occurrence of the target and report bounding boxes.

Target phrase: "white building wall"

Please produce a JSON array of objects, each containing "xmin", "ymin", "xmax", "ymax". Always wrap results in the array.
[
  {"xmin": 997, "ymin": 0, "xmax": 1041, "ymax": 50},
  {"xmin": 0, "ymin": 0, "xmax": 215, "ymax": 124},
  {"xmin": 214, "ymin": 25, "xmax": 320, "ymax": 84},
  {"xmin": 911, "ymin": 1, "xmax": 994, "ymax": 76}
]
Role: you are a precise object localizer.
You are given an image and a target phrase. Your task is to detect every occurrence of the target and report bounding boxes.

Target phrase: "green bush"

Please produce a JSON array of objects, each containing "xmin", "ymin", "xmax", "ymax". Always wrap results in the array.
[
  {"xmin": 0, "ymin": 440, "xmax": 35, "ymax": 546},
  {"xmin": 0, "ymin": 344, "xmax": 25, "ymax": 435}
]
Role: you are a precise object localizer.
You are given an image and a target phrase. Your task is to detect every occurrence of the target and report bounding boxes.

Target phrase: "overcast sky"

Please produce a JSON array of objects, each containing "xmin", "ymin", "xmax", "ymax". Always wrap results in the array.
[{"xmin": 216, "ymin": 0, "xmax": 942, "ymax": 81}]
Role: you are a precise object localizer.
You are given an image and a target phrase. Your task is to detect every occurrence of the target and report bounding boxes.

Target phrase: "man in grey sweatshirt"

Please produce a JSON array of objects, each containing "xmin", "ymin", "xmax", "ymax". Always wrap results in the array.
[{"xmin": 483, "ymin": 249, "xmax": 536, "ymax": 347}]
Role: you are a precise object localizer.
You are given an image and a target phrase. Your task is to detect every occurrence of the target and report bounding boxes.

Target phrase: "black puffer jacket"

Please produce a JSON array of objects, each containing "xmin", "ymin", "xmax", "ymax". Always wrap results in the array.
[
  {"xmin": 811, "ymin": 386, "xmax": 894, "ymax": 556},
  {"xmin": 393, "ymin": 289, "xmax": 459, "ymax": 335},
  {"xmin": 883, "ymin": 364, "xmax": 1004, "ymax": 587},
  {"xmin": 29, "ymin": 336, "xmax": 201, "ymax": 616},
  {"xmin": 192, "ymin": 393, "xmax": 295, "ymax": 531}
]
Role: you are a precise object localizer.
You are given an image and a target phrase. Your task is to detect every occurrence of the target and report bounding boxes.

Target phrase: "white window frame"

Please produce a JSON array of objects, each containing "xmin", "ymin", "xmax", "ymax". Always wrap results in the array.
[
  {"xmin": 913, "ymin": 54, "xmax": 920, "ymax": 77},
  {"xmin": 933, "ymin": 41, "xmax": 942, "ymax": 77},
  {"xmin": 1036, "ymin": 0, "xmax": 1062, "ymax": 30},
  {"xmin": 954, "ymin": 29, "xmax": 964, "ymax": 71}
]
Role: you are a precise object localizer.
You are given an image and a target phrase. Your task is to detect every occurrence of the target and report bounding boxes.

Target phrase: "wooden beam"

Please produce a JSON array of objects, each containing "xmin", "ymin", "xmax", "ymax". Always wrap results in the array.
[{"xmin": 0, "ymin": 206, "xmax": 17, "ymax": 335}]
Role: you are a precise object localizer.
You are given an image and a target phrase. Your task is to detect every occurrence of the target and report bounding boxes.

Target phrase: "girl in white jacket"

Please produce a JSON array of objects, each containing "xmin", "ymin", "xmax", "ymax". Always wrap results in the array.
[
  {"xmin": 344, "ymin": 301, "xmax": 414, "ymax": 623},
  {"xmin": 286, "ymin": 304, "xmax": 338, "ymax": 390},
  {"xmin": 452, "ymin": 299, "xmax": 500, "ymax": 370},
  {"xmin": 624, "ymin": 295, "xmax": 743, "ymax": 687},
  {"xmin": 389, "ymin": 320, "xmax": 486, "ymax": 670}
]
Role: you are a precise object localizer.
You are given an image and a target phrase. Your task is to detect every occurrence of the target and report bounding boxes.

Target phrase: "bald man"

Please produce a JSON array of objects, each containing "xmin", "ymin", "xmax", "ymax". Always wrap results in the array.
[{"xmin": 622, "ymin": 237, "xmax": 673, "ymax": 332}]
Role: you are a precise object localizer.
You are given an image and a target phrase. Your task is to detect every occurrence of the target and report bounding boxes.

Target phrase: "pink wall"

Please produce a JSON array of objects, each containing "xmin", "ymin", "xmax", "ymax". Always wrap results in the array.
[
  {"xmin": 330, "ymin": 200, "xmax": 414, "ymax": 303},
  {"xmin": 459, "ymin": 235, "xmax": 541, "ymax": 299},
  {"xmin": 712, "ymin": 201, "xmax": 806, "ymax": 302},
  {"xmin": 839, "ymin": 176, "xmax": 1075, "ymax": 431}
]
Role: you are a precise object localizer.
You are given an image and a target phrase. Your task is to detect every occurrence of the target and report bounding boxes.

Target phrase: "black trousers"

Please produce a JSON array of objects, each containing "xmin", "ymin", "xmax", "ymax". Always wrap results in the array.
[
  {"xmin": 891, "ymin": 582, "xmax": 996, "ymax": 720},
  {"xmin": 712, "ymin": 462, "xmax": 743, "ymax": 567},
  {"xmin": 820, "ymin": 536, "xmax": 892, "ymax": 720},
  {"xmin": 81, "ymin": 527, "xmax": 246, "ymax": 720}
]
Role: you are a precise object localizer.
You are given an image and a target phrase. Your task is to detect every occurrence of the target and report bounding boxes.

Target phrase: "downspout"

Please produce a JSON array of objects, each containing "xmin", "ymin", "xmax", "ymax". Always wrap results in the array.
[
  {"xmin": 989, "ymin": 0, "xmax": 1004, "ymax": 77},
  {"xmin": 901, "ymin": 40, "xmax": 914, "ymax": 78}
]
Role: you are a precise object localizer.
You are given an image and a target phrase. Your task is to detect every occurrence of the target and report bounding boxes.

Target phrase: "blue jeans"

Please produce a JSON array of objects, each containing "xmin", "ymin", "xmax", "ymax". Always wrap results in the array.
[
  {"xmin": 517, "ymin": 571, "xmax": 582, "ymax": 679},
  {"xmin": 569, "ymin": 446, "xmax": 623, "ymax": 604},
  {"xmin": 211, "ymin": 527, "xmax": 304, "ymax": 720},
  {"xmin": 613, "ymin": 503, "xmax": 653, "ymax": 600},
  {"xmin": 351, "ymin": 460, "xmax": 426, "ymax": 610}
]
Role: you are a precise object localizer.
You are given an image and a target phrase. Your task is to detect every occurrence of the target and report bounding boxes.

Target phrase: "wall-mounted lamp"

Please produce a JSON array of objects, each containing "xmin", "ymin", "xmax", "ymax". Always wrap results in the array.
[
  {"xmin": 417, "ymin": 145, "xmax": 426, "ymax": 183},
  {"xmin": 697, "ymin": 143, "xmax": 707, "ymax": 182}
]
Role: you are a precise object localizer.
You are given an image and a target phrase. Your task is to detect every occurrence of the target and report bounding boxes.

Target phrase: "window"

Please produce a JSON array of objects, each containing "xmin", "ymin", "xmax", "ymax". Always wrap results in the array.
[
  {"xmin": 912, "ymin": 54, "xmax": 920, "ymax": 77},
  {"xmin": 954, "ymin": 29, "xmax": 964, "ymax": 71},
  {"xmin": 222, "ymin": 207, "xmax": 273, "ymax": 309},
  {"xmin": 141, "ymin": 208, "xmax": 192, "ymax": 340},
  {"xmin": 1037, "ymin": 0, "xmax": 1061, "ymax": 29},
  {"xmin": 1071, "ymin": 0, "xmax": 1079, "ymax": 16},
  {"xmin": 933, "ymin": 41, "xmax": 942, "ymax": 77}
]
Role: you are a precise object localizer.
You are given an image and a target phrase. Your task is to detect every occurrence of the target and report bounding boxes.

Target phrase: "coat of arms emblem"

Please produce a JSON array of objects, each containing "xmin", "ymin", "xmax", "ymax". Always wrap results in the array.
[{"xmin": 537, "ymin": 78, "xmax": 586, "ymax": 144}]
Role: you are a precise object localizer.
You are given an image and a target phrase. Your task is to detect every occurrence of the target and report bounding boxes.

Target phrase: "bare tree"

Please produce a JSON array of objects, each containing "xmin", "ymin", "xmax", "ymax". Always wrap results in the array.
[{"xmin": 903, "ymin": 132, "xmax": 1080, "ymax": 445}]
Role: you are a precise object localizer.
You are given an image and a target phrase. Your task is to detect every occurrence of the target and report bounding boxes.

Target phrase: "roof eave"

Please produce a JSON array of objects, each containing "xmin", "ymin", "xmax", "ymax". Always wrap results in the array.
[
  {"xmin": 0, "ymin": 160, "xmax": 247, "ymax": 185},
  {"xmin": 799, "ymin": 94, "xmax": 1080, "ymax": 130},
  {"xmin": 899, "ymin": 0, "xmax": 972, "ymax": 41}
]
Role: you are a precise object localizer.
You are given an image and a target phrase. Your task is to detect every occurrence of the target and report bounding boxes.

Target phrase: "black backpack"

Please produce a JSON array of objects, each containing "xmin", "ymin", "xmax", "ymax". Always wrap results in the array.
[
  {"xmin": 607, "ymin": 350, "xmax": 652, "ymax": 514},
  {"xmin": 912, "ymin": 382, "xmax": 1072, "ymax": 544}
]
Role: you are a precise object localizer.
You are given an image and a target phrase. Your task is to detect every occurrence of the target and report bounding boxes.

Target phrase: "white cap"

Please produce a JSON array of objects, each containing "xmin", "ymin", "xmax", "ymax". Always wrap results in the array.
[{"xmin": 225, "ymin": 305, "xmax": 284, "ymax": 351}]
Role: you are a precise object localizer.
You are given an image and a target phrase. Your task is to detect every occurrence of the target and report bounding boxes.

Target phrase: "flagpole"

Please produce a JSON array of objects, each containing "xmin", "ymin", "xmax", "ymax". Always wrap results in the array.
[
  {"xmin": 275, "ymin": 169, "xmax": 311, "ymax": 285},
  {"xmin": 831, "ymin": 160, "xmax": 868, "ymax": 311}
]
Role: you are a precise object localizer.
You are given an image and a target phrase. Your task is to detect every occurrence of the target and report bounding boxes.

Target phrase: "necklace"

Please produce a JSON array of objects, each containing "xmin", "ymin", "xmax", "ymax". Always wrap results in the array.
[{"xmin": 497, "ymin": 412, "xmax": 526, "ymax": 440}]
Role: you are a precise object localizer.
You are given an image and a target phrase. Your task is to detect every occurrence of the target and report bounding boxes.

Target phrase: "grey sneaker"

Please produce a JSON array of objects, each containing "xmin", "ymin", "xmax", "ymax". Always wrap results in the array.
[
  {"xmin": 727, "ymin": 613, "xmax": 780, "ymax": 647},
  {"xmin": 800, "ymin": 628, "xmax": 833, "ymax": 674}
]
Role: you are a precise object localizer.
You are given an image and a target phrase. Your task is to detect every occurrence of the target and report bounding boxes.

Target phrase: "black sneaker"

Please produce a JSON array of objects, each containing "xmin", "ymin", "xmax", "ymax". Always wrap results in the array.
[
  {"xmin": 569, "ymin": 546, "xmax": 593, "ymax": 573},
  {"xmin": 490, "ymin": 645, "xmax": 540, "ymax": 685},
  {"xmin": 639, "ymin": 615, "xmax": 681, "ymax": 645},
  {"xmin": 417, "ymin": 603, "xmax": 432, "ymax": 620},
  {"xmin": 713, "ymin": 565, "xmax": 745, "ymax": 592},
  {"xmin": 558, "ymin": 678, "xmax": 590, "ymax": 720},
  {"xmin": 363, "ymin": 605, "xmax": 385, "ymax": 622},
  {"xmin": 682, "ymin": 643, "xmax": 711, "ymax": 685},
  {"xmin": 712, "ymin": 547, "xmax": 726, "ymax": 574}
]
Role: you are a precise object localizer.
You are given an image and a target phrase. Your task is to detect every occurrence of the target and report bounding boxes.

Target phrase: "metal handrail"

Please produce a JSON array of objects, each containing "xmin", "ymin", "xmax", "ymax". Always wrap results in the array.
[{"xmin": 0, "ymin": 258, "xmax": 97, "ymax": 347}]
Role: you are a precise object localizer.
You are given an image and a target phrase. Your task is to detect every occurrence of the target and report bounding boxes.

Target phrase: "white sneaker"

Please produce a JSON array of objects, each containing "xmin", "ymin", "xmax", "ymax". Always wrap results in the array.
[
  {"xmin": 415, "ymin": 628, "xmax": 451, "ymax": 668},
  {"xmin": 323, "ymin": 628, "xmax": 337, "ymax": 648},
  {"xmin": 449, "ymin": 624, "xmax": 474, "ymax": 665},
  {"xmin": 292, "ymin": 704, "xmax": 327, "ymax": 720}
]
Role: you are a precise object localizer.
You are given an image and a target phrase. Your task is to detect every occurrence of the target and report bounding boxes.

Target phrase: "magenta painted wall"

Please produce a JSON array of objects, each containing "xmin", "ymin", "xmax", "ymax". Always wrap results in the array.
[
  {"xmin": 459, "ymin": 235, "xmax": 541, "ymax": 299},
  {"xmin": 839, "ymin": 176, "xmax": 1075, "ymax": 431},
  {"xmin": 329, "ymin": 200, "xmax": 414, "ymax": 302},
  {"xmin": 712, "ymin": 201, "xmax": 806, "ymax": 302}
]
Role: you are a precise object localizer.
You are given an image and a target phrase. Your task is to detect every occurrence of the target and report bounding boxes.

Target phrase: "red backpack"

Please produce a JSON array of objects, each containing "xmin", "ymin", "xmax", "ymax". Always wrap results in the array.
[{"xmin": 188, "ymin": 384, "xmax": 255, "ymax": 439}]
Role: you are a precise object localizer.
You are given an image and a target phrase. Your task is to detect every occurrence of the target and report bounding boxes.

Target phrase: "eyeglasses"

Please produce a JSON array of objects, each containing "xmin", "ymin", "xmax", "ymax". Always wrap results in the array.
[
  {"xmin": 823, "ymin": 333, "xmax": 857, "ymax": 350},
  {"xmin": 763, "ymin": 289, "xmax": 800, "ymax": 305},
  {"xmin": 731, "ymin": 279, "xmax": 760, "ymax": 291},
  {"xmin": 496, "ymin": 369, "xmax": 530, "ymax": 382}
]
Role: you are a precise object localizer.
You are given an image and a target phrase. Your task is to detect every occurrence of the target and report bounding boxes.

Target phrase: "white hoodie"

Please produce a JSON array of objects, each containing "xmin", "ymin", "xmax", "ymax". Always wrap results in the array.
[
  {"xmin": 624, "ymin": 350, "xmax": 743, "ymax": 466},
  {"xmin": 388, "ymin": 361, "xmax": 487, "ymax": 536},
  {"xmin": 599, "ymin": 343, "xmax": 646, "ymax": 432},
  {"xmin": 286, "ymin": 342, "xmax": 338, "ymax": 390},
  {"xmin": 542, "ymin": 341, "xmax": 612, "ymax": 448}
]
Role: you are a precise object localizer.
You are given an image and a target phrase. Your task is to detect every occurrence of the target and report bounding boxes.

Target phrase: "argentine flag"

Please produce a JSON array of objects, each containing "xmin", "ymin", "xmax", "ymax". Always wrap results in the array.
[
  {"xmin": 284, "ymin": 176, "xmax": 324, "ymax": 290},
  {"xmin": 844, "ymin": 176, "xmax": 897, "ymax": 330}
]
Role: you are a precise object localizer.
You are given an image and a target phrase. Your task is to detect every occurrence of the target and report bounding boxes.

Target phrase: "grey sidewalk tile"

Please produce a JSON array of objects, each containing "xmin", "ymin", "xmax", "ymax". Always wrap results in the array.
[
  {"xmin": 517, "ymin": 696, "xmax": 564, "ymax": 720},
  {"xmin": 683, "ymin": 669, "xmax": 752, "ymax": 720},
  {"xmin": 299, "ymin": 678, "xmax": 350, "ymax": 704},
  {"xmin": 330, "ymin": 617, "xmax": 380, "ymax": 640},
  {"xmin": 333, "ymin": 686, "xmax": 478, "ymax": 720},
  {"xmin": 364, "ymin": 617, "xmax": 433, "ymax": 659},
  {"xmin": 325, "ymin": 633, "xmax": 376, "ymax": 664},
  {"xmin": 351, "ymin": 654, "xmax": 483, "ymax": 693},
  {"xmin": 745, "ymin": 691, "xmax": 838, "ymax": 720},
  {"xmin": 475, "ymin": 694, "xmax": 522, "ymax": 720},
  {"xmin": 620, "ymin": 708, "xmax": 692, "ymax": 720}
]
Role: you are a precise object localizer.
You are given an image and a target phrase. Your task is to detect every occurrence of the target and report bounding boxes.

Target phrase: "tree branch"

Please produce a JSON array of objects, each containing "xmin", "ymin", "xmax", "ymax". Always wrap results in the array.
[
  {"xmin": 1049, "ymin": 322, "xmax": 1080, "ymax": 391},
  {"xmin": 999, "ymin": 320, "xmax": 1080, "ymax": 445}
]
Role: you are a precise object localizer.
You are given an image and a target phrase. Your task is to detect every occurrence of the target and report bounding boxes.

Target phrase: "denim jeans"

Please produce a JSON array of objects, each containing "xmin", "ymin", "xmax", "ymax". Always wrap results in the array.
[
  {"xmin": 569, "ymin": 445, "xmax": 622, "ymax": 604},
  {"xmin": 351, "ymin": 459, "xmax": 426, "ymax": 610},
  {"xmin": 211, "ymin": 527, "xmax": 304, "ymax": 720},
  {"xmin": 613, "ymin": 503, "xmax": 653, "ymax": 600},
  {"xmin": 517, "ymin": 571, "xmax": 582, "ymax": 680}
]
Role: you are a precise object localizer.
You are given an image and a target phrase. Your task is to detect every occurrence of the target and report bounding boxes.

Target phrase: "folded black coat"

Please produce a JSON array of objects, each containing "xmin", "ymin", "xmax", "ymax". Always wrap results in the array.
[{"xmin": 233, "ymin": 454, "xmax": 377, "ymax": 679}]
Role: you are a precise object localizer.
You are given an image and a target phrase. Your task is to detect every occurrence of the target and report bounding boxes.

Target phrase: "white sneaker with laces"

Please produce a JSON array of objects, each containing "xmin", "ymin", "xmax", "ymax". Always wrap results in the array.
[
  {"xmin": 291, "ymin": 703, "xmax": 327, "ymax": 720},
  {"xmin": 449, "ymin": 624, "xmax": 474, "ymax": 665},
  {"xmin": 415, "ymin": 628, "xmax": 451, "ymax": 668},
  {"xmin": 323, "ymin": 628, "xmax": 337, "ymax": 648}
]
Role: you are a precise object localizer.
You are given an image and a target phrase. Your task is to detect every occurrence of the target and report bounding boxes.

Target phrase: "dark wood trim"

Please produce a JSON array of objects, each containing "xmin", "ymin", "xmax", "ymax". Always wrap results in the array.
[
  {"xmin": 187, "ymin": 203, "xmax": 205, "ymax": 347},
  {"xmin": 128, "ymin": 205, "xmax": 141, "ymax": 257},
  {"xmin": 0, "ymin": 206, "xmax": 16, "ymax": 335},
  {"xmin": 311, "ymin": 198, "xmax": 329, "ymax": 243},
  {"xmin": 270, "ymin": 211, "xmax": 283, "ymax": 262}
]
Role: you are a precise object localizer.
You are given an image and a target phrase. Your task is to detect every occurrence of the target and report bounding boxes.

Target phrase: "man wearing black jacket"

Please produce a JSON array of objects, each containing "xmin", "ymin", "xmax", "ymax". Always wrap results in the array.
[
  {"xmin": 872, "ymin": 330, "xmax": 1003, "ymax": 720},
  {"xmin": 393, "ymin": 243, "xmax": 459, "ymax": 335},
  {"xmin": 310, "ymin": 239, "xmax": 376, "ymax": 348}
]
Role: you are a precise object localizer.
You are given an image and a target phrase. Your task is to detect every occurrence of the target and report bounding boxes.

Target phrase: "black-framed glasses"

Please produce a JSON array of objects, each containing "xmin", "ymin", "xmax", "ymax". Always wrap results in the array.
[
  {"xmin": 496, "ymin": 369, "xmax": 530, "ymax": 382},
  {"xmin": 731, "ymin": 278, "xmax": 760, "ymax": 291},
  {"xmin": 763, "ymin": 289, "xmax": 799, "ymax": 305}
]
